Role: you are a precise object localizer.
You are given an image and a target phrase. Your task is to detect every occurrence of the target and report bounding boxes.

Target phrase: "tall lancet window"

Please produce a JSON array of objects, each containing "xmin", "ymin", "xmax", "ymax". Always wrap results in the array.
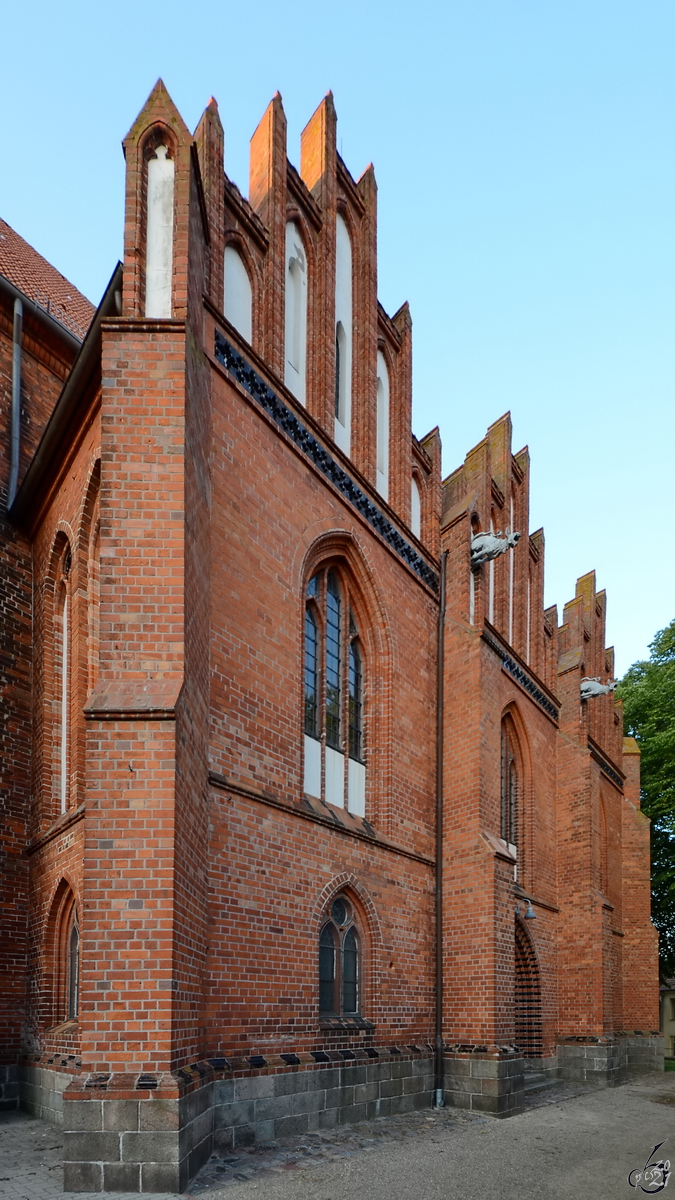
[
  {"xmin": 56, "ymin": 552, "xmax": 71, "ymax": 815},
  {"xmin": 376, "ymin": 352, "xmax": 390, "ymax": 500},
  {"xmin": 88, "ymin": 516, "xmax": 100, "ymax": 693},
  {"xmin": 285, "ymin": 222, "xmax": 307, "ymax": 404},
  {"xmin": 145, "ymin": 144, "xmax": 174, "ymax": 318},
  {"xmin": 68, "ymin": 919, "xmax": 80, "ymax": 1020},
  {"xmin": 334, "ymin": 215, "xmax": 353, "ymax": 454},
  {"xmin": 224, "ymin": 245, "xmax": 253, "ymax": 343}
]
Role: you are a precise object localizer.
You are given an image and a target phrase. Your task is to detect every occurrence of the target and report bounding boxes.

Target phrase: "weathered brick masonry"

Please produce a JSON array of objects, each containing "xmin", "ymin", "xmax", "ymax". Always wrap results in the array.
[{"xmin": 0, "ymin": 80, "xmax": 661, "ymax": 1188}]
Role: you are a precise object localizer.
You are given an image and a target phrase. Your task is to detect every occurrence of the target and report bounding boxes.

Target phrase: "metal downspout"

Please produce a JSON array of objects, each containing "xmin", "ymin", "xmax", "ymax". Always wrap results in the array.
[
  {"xmin": 9, "ymin": 297, "xmax": 23, "ymax": 508},
  {"xmin": 435, "ymin": 550, "xmax": 448, "ymax": 1106}
]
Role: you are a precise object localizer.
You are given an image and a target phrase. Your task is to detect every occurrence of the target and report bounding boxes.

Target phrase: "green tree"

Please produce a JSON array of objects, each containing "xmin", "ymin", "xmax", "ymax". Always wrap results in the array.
[{"xmin": 619, "ymin": 619, "xmax": 675, "ymax": 978}]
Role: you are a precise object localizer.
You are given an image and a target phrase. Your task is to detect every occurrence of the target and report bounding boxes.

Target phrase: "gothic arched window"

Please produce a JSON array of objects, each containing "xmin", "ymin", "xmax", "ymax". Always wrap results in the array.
[
  {"xmin": 319, "ymin": 896, "xmax": 361, "ymax": 1015},
  {"xmin": 304, "ymin": 568, "xmax": 365, "ymax": 815},
  {"xmin": 501, "ymin": 715, "xmax": 519, "ymax": 852}
]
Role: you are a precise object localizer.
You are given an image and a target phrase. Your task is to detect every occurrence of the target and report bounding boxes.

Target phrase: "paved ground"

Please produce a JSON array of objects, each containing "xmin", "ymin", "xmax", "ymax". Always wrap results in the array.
[{"xmin": 1, "ymin": 1072, "xmax": 674, "ymax": 1200}]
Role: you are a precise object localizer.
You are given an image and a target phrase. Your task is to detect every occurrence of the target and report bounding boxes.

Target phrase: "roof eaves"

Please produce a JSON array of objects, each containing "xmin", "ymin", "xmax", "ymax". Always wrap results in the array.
[
  {"xmin": 0, "ymin": 271, "xmax": 83, "ymax": 354},
  {"xmin": 9, "ymin": 262, "xmax": 123, "ymax": 530}
]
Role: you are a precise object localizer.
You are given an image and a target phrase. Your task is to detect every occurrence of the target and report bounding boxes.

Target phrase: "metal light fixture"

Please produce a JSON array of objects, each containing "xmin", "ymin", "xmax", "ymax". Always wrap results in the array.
[{"xmin": 515, "ymin": 899, "xmax": 537, "ymax": 919}]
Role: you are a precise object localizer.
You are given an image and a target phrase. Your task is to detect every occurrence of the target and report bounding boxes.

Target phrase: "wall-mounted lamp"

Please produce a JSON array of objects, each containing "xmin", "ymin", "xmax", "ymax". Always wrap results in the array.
[{"xmin": 515, "ymin": 900, "xmax": 536, "ymax": 919}]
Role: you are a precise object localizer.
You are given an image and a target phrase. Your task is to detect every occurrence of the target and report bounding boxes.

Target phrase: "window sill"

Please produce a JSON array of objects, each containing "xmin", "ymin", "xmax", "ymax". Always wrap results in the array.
[{"xmin": 319, "ymin": 1014, "xmax": 375, "ymax": 1032}]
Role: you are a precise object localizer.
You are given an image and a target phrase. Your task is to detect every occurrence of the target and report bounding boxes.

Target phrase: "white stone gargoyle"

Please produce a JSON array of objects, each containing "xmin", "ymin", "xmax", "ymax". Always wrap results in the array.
[
  {"xmin": 470, "ymin": 528, "xmax": 521, "ymax": 568},
  {"xmin": 580, "ymin": 677, "xmax": 619, "ymax": 700}
]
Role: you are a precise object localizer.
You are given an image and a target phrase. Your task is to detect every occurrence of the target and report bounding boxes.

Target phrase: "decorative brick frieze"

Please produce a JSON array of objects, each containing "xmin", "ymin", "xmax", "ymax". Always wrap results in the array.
[{"xmin": 213, "ymin": 330, "xmax": 439, "ymax": 592}]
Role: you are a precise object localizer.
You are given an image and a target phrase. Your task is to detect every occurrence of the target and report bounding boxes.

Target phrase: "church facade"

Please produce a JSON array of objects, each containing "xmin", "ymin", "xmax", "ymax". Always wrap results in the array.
[{"xmin": 0, "ymin": 81, "xmax": 661, "ymax": 1192}]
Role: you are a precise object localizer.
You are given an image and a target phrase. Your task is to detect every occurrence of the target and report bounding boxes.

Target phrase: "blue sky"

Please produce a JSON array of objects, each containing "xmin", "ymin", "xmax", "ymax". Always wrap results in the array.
[{"xmin": 2, "ymin": 0, "xmax": 673, "ymax": 674}]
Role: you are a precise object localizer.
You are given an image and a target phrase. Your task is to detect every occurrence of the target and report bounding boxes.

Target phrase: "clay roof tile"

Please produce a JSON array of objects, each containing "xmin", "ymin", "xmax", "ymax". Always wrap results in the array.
[{"xmin": 0, "ymin": 218, "xmax": 94, "ymax": 341}]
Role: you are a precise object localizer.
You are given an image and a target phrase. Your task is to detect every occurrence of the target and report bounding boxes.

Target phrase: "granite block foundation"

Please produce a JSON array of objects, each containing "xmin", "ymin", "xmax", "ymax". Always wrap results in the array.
[
  {"xmin": 557, "ymin": 1034, "xmax": 663, "ymax": 1086},
  {"xmin": 56, "ymin": 1053, "xmax": 433, "ymax": 1192},
  {"xmin": 19, "ymin": 1064, "xmax": 77, "ymax": 1124},
  {"xmin": 0, "ymin": 1063, "xmax": 19, "ymax": 1112},
  {"xmin": 443, "ymin": 1050, "xmax": 525, "ymax": 1117},
  {"xmin": 625, "ymin": 1034, "xmax": 664, "ymax": 1073}
]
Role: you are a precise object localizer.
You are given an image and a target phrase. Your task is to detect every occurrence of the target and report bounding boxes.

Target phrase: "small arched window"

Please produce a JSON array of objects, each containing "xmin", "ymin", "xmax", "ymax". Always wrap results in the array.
[
  {"xmin": 411, "ymin": 476, "xmax": 422, "ymax": 540},
  {"xmin": 376, "ymin": 352, "xmax": 390, "ymax": 500},
  {"xmin": 285, "ymin": 222, "xmax": 307, "ymax": 404},
  {"xmin": 319, "ymin": 896, "xmax": 361, "ymax": 1016},
  {"xmin": 304, "ymin": 567, "xmax": 366, "ymax": 815},
  {"xmin": 334, "ymin": 215, "xmax": 352, "ymax": 454},
  {"xmin": 145, "ymin": 144, "xmax": 174, "ymax": 318},
  {"xmin": 224, "ymin": 245, "xmax": 253, "ymax": 343},
  {"xmin": 501, "ymin": 716, "xmax": 519, "ymax": 852}
]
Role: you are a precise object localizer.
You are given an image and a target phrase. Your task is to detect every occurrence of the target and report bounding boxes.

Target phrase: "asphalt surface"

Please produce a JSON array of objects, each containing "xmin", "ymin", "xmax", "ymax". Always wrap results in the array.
[{"xmin": 1, "ymin": 1072, "xmax": 673, "ymax": 1199}]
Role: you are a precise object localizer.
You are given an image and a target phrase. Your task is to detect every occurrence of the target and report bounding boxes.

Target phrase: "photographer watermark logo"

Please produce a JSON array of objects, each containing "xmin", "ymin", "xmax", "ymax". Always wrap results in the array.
[{"xmin": 629, "ymin": 1143, "xmax": 670, "ymax": 1193}]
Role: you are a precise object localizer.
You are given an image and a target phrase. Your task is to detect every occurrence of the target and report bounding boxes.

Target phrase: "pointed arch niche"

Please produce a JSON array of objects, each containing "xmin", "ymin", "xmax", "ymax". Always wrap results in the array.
[
  {"xmin": 44, "ymin": 534, "xmax": 73, "ymax": 819},
  {"xmin": 145, "ymin": 137, "xmax": 175, "ymax": 318},
  {"xmin": 285, "ymin": 222, "xmax": 308, "ymax": 404},
  {"xmin": 44, "ymin": 879, "xmax": 80, "ymax": 1030},
  {"xmin": 376, "ymin": 351, "xmax": 390, "ymax": 501},
  {"xmin": 224, "ymin": 243, "xmax": 253, "ymax": 343},
  {"xmin": 514, "ymin": 919, "xmax": 542, "ymax": 1058},
  {"xmin": 334, "ymin": 214, "xmax": 353, "ymax": 454}
]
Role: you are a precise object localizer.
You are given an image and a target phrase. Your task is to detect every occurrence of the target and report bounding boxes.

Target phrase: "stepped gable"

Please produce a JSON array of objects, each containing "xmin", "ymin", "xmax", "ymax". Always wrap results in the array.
[{"xmin": 0, "ymin": 218, "xmax": 94, "ymax": 340}]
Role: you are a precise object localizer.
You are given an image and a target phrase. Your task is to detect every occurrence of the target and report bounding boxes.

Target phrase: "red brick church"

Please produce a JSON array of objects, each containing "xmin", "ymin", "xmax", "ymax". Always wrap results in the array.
[{"xmin": 0, "ymin": 81, "xmax": 661, "ymax": 1191}]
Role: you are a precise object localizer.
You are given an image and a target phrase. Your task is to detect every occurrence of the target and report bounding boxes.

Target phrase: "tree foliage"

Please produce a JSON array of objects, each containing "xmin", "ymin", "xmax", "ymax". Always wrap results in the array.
[{"xmin": 619, "ymin": 619, "xmax": 675, "ymax": 978}]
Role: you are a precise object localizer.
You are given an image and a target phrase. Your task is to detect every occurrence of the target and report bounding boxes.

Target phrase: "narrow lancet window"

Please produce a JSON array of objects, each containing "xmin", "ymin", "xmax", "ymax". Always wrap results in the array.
[
  {"xmin": 145, "ymin": 145, "xmax": 174, "ymax": 318},
  {"xmin": 59, "ymin": 592, "xmax": 69, "ymax": 814},
  {"xmin": 325, "ymin": 573, "xmax": 342, "ymax": 749},
  {"xmin": 68, "ymin": 920, "xmax": 80, "ymax": 1019},
  {"xmin": 334, "ymin": 215, "xmax": 352, "ymax": 453},
  {"xmin": 348, "ymin": 639, "xmax": 362, "ymax": 762},
  {"xmin": 376, "ymin": 352, "xmax": 390, "ymax": 500},
  {"xmin": 342, "ymin": 927, "xmax": 358, "ymax": 1013},
  {"xmin": 304, "ymin": 608, "xmax": 318, "ymax": 738},
  {"xmin": 501, "ymin": 719, "xmax": 518, "ymax": 850},
  {"xmin": 285, "ymin": 223, "xmax": 307, "ymax": 404}
]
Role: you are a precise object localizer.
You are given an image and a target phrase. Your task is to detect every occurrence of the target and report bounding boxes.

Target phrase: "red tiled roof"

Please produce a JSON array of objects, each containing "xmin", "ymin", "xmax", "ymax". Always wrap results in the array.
[{"xmin": 0, "ymin": 218, "xmax": 95, "ymax": 341}]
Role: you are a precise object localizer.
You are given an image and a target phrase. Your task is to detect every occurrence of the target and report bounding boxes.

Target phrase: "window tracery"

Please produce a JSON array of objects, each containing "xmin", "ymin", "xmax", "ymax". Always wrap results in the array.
[
  {"xmin": 319, "ymin": 895, "xmax": 360, "ymax": 1016},
  {"xmin": 304, "ymin": 566, "xmax": 365, "ymax": 814}
]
